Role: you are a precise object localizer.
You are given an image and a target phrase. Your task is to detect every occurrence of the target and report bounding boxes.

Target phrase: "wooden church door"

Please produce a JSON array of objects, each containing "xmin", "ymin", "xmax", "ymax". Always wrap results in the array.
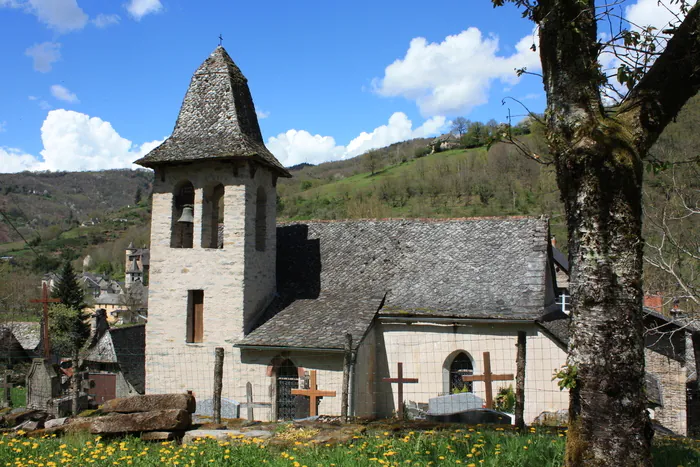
[{"xmin": 276, "ymin": 359, "xmax": 298, "ymax": 420}]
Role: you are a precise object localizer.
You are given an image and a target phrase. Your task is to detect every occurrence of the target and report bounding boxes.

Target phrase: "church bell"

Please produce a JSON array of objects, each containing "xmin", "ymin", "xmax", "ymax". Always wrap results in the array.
[{"xmin": 177, "ymin": 205, "xmax": 195, "ymax": 224}]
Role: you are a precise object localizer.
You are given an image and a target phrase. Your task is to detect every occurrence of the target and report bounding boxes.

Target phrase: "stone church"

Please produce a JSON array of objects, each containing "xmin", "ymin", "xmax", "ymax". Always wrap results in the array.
[{"xmin": 134, "ymin": 46, "xmax": 690, "ymax": 431}]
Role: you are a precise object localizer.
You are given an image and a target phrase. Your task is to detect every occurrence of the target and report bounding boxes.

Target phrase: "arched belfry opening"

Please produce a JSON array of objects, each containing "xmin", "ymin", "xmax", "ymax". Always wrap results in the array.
[
  {"xmin": 202, "ymin": 184, "xmax": 225, "ymax": 249},
  {"xmin": 171, "ymin": 180, "xmax": 195, "ymax": 248},
  {"xmin": 443, "ymin": 351, "xmax": 474, "ymax": 394},
  {"xmin": 255, "ymin": 185, "xmax": 267, "ymax": 251}
]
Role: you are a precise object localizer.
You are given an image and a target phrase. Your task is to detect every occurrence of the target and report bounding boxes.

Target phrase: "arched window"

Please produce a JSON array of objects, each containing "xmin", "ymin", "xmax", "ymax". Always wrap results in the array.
[
  {"xmin": 448, "ymin": 352, "xmax": 474, "ymax": 394},
  {"xmin": 171, "ymin": 181, "xmax": 194, "ymax": 248},
  {"xmin": 201, "ymin": 184, "xmax": 224, "ymax": 249},
  {"xmin": 255, "ymin": 186, "xmax": 267, "ymax": 251}
]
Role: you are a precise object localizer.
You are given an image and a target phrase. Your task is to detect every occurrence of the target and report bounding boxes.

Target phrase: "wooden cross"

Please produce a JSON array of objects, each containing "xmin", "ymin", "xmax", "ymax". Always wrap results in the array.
[
  {"xmin": 462, "ymin": 352, "xmax": 513, "ymax": 409},
  {"xmin": 291, "ymin": 370, "xmax": 335, "ymax": 417},
  {"xmin": 382, "ymin": 362, "xmax": 419, "ymax": 419},
  {"xmin": 29, "ymin": 283, "xmax": 60, "ymax": 359}
]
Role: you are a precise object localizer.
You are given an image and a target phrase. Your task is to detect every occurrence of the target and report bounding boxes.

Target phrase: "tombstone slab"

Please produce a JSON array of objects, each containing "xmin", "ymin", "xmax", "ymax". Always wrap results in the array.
[
  {"xmin": 90, "ymin": 409, "xmax": 191, "ymax": 434},
  {"xmin": 427, "ymin": 408, "xmax": 512, "ymax": 425},
  {"xmin": 427, "ymin": 392, "xmax": 483, "ymax": 416},
  {"xmin": 195, "ymin": 398, "xmax": 239, "ymax": 419},
  {"xmin": 101, "ymin": 394, "xmax": 196, "ymax": 414},
  {"xmin": 44, "ymin": 417, "xmax": 68, "ymax": 429}
]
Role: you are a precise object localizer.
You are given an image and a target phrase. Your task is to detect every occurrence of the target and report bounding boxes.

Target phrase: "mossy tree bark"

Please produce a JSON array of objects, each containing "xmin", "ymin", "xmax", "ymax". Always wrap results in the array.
[{"xmin": 497, "ymin": 1, "xmax": 700, "ymax": 465}]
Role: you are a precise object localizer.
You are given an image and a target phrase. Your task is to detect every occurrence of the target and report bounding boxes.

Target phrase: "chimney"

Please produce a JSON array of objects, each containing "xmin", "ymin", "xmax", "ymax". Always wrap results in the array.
[
  {"xmin": 644, "ymin": 295, "xmax": 663, "ymax": 313},
  {"xmin": 551, "ymin": 236, "xmax": 556, "ymax": 248}
]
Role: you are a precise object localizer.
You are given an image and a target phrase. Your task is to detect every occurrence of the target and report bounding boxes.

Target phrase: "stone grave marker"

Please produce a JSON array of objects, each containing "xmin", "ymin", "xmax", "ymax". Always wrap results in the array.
[
  {"xmin": 427, "ymin": 392, "xmax": 484, "ymax": 416},
  {"xmin": 195, "ymin": 398, "xmax": 240, "ymax": 419},
  {"xmin": 25, "ymin": 359, "xmax": 61, "ymax": 411}
]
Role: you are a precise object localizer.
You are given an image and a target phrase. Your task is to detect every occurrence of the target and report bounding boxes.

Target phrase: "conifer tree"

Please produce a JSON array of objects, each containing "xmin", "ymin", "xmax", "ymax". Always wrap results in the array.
[{"xmin": 52, "ymin": 261, "xmax": 85, "ymax": 311}]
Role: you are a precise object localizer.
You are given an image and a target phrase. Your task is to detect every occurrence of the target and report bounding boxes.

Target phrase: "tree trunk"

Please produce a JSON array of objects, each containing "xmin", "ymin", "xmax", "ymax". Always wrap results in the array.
[{"xmin": 556, "ymin": 139, "xmax": 651, "ymax": 466}]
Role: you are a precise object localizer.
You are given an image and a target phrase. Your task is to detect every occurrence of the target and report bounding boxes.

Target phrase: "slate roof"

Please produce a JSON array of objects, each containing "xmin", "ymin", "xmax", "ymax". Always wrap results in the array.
[
  {"xmin": 238, "ymin": 217, "xmax": 552, "ymax": 350},
  {"xmin": 83, "ymin": 324, "xmax": 145, "ymax": 394},
  {"xmin": 0, "ymin": 322, "xmax": 41, "ymax": 351},
  {"xmin": 134, "ymin": 46, "xmax": 290, "ymax": 177}
]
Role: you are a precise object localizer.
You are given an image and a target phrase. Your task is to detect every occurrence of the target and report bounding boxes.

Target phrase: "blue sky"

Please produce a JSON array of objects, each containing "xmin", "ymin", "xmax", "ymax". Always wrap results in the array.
[{"xmin": 0, "ymin": 0, "xmax": 683, "ymax": 171}]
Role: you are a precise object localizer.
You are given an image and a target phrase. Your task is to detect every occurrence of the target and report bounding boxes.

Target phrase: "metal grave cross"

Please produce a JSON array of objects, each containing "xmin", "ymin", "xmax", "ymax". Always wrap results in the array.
[
  {"xmin": 462, "ymin": 351, "xmax": 513, "ymax": 409},
  {"xmin": 291, "ymin": 370, "xmax": 336, "ymax": 417},
  {"xmin": 382, "ymin": 362, "xmax": 419, "ymax": 419},
  {"xmin": 29, "ymin": 283, "xmax": 60, "ymax": 359}
]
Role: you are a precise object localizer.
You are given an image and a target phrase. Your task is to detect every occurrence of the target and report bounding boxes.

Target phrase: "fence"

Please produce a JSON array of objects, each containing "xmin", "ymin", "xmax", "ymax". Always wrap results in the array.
[{"xmin": 0, "ymin": 321, "xmax": 694, "ymax": 437}]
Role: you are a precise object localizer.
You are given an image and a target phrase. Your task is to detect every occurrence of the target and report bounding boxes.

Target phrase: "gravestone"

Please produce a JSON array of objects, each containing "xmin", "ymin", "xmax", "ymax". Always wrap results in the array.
[
  {"xmin": 428, "ymin": 408, "xmax": 512, "ymax": 424},
  {"xmin": 25, "ymin": 359, "xmax": 61, "ymax": 411},
  {"xmin": 427, "ymin": 392, "xmax": 484, "ymax": 416},
  {"xmin": 195, "ymin": 398, "xmax": 240, "ymax": 419}
]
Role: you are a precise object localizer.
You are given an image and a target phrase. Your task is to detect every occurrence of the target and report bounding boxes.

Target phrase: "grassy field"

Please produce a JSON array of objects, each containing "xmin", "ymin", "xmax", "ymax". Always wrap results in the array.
[{"xmin": 0, "ymin": 426, "xmax": 698, "ymax": 467}]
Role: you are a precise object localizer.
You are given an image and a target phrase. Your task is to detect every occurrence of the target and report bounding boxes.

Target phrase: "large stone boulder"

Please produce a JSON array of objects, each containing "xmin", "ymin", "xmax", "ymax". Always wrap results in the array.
[
  {"xmin": 101, "ymin": 394, "xmax": 196, "ymax": 414},
  {"xmin": 91, "ymin": 409, "xmax": 191, "ymax": 434},
  {"xmin": 182, "ymin": 429, "xmax": 273, "ymax": 444}
]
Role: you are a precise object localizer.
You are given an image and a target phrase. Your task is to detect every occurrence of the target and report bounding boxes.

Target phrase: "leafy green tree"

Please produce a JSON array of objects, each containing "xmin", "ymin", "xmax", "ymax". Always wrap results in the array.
[
  {"xmin": 48, "ymin": 304, "xmax": 90, "ymax": 358},
  {"xmin": 134, "ymin": 186, "xmax": 142, "ymax": 205},
  {"xmin": 494, "ymin": 1, "xmax": 700, "ymax": 465}
]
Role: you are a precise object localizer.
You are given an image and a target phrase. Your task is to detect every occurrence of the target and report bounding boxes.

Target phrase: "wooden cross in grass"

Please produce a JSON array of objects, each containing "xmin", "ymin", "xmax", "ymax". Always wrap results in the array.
[
  {"xmin": 29, "ymin": 283, "xmax": 60, "ymax": 359},
  {"xmin": 462, "ymin": 351, "xmax": 513, "ymax": 409},
  {"xmin": 382, "ymin": 362, "xmax": 419, "ymax": 419},
  {"xmin": 291, "ymin": 370, "xmax": 336, "ymax": 417}
]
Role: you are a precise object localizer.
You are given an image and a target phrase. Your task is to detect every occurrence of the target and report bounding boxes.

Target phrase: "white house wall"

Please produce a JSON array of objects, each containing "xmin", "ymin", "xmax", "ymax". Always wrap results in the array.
[{"xmin": 365, "ymin": 321, "xmax": 569, "ymax": 423}]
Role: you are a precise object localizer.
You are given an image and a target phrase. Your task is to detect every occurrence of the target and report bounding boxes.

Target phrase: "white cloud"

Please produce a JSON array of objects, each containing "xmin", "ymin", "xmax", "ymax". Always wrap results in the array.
[
  {"xmin": 126, "ymin": 0, "xmax": 162, "ymax": 20},
  {"xmin": 28, "ymin": 95, "xmax": 37, "ymax": 101},
  {"xmin": 25, "ymin": 42, "xmax": 61, "ymax": 73},
  {"xmin": 266, "ymin": 112, "xmax": 447, "ymax": 166},
  {"xmin": 267, "ymin": 130, "xmax": 345, "ymax": 167},
  {"xmin": 256, "ymin": 110, "xmax": 270, "ymax": 119},
  {"xmin": 373, "ymin": 28, "xmax": 540, "ymax": 117},
  {"xmin": 39, "ymin": 100, "xmax": 52, "ymax": 110},
  {"xmin": 345, "ymin": 113, "xmax": 446, "ymax": 157},
  {"xmin": 0, "ymin": 109, "xmax": 164, "ymax": 172},
  {"xmin": 0, "ymin": 121, "xmax": 6, "ymax": 133},
  {"xmin": 0, "ymin": 147, "xmax": 41, "ymax": 173},
  {"xmin": 3, "ymin": 0, "xmax": 88, "ymax": 32},
  {"xmin": 625, "ymin": 0, "xmax": 695, "ymax": 33},
  {"xmin": 50, "ymin": 84, "xmax": 79, "ymax": 103},
  {"xmin": 92, "ymin": 13, "xmax": 120, "ymax": 28}
]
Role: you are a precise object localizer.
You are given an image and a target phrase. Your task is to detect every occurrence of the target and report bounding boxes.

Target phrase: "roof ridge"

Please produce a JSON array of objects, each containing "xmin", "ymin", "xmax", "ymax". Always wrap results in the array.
[{"xmin": 277, "ymin": 215, "xmax": 547, "ymax": 225}]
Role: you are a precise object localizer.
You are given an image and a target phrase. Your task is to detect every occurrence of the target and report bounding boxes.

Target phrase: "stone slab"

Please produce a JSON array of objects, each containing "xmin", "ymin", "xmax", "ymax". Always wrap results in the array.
[
  {"xmin": 182, "ymin": 429, "xmax": 273, "ymax": 444},
  {"xmin": 427, "ymin": 393, "xmax": 483, "ymax": 416},
  {"xmin": 101, "ymin": 394, "xmax": 196, "ymax": 414},
  {"xmin": 195, "ymin": 398, "xmax": 239, "ymax": 419},
  {"xmin": 44, "ymin": 417, "xmax": 68, "ymax": 429},
  {"xmin": 90, "ymin": 409, "xmax": 192, "ymax": 434},
  {"xmin": 141, "ymin": 431, "xmax": 176, "ymax": 441}
]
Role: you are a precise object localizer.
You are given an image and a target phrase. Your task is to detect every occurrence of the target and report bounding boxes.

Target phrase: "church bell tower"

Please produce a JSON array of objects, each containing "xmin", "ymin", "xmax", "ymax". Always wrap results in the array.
[{"xmin": 135, "ymin": 47, "xmax": 291, "ymax": 393}]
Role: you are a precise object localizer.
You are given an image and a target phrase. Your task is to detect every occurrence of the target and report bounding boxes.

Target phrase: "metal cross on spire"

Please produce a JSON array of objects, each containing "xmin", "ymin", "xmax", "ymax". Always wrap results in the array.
[{"xmin": 218, "ymin": 34, "xmax": 223, "ymax": 46}]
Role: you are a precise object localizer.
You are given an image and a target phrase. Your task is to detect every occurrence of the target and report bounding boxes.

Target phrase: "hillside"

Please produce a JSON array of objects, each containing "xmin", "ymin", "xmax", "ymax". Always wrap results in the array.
[
  {"xmin": 0, "ymin": 169, "xmax": 153, "ymax": 243},
  {"xmin": 1, "ymin": 94, "xmax": 698, "ymax": 315}
]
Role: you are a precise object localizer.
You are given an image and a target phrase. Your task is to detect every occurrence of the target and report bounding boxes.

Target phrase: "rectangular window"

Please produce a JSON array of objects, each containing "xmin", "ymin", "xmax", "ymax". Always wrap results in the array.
[{"xmin": 186, "ymin": 290, "xmax": 204, "ymax": 343}]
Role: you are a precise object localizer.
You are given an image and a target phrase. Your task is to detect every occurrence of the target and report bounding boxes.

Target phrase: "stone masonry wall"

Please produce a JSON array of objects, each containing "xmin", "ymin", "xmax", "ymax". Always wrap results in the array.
[
  {"xmin": 646, "ymin": 347, "xmax": 687, "ymax": 435},
  {"xmin": 146, "ymin": 161, "xmax": 276, "ymax": 399}
]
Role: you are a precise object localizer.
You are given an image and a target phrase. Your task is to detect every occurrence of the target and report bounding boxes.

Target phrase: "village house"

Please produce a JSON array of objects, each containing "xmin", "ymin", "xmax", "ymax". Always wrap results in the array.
[{"xmin": 134, "ymin": 46, "xmax": 695, "ymax": 432}]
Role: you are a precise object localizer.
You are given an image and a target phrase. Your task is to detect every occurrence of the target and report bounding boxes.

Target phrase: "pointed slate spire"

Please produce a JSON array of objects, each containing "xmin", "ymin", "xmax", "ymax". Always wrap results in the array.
[{"xmin": 135, "ymin": 46, "xmax": 290, "ymax": 177}]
